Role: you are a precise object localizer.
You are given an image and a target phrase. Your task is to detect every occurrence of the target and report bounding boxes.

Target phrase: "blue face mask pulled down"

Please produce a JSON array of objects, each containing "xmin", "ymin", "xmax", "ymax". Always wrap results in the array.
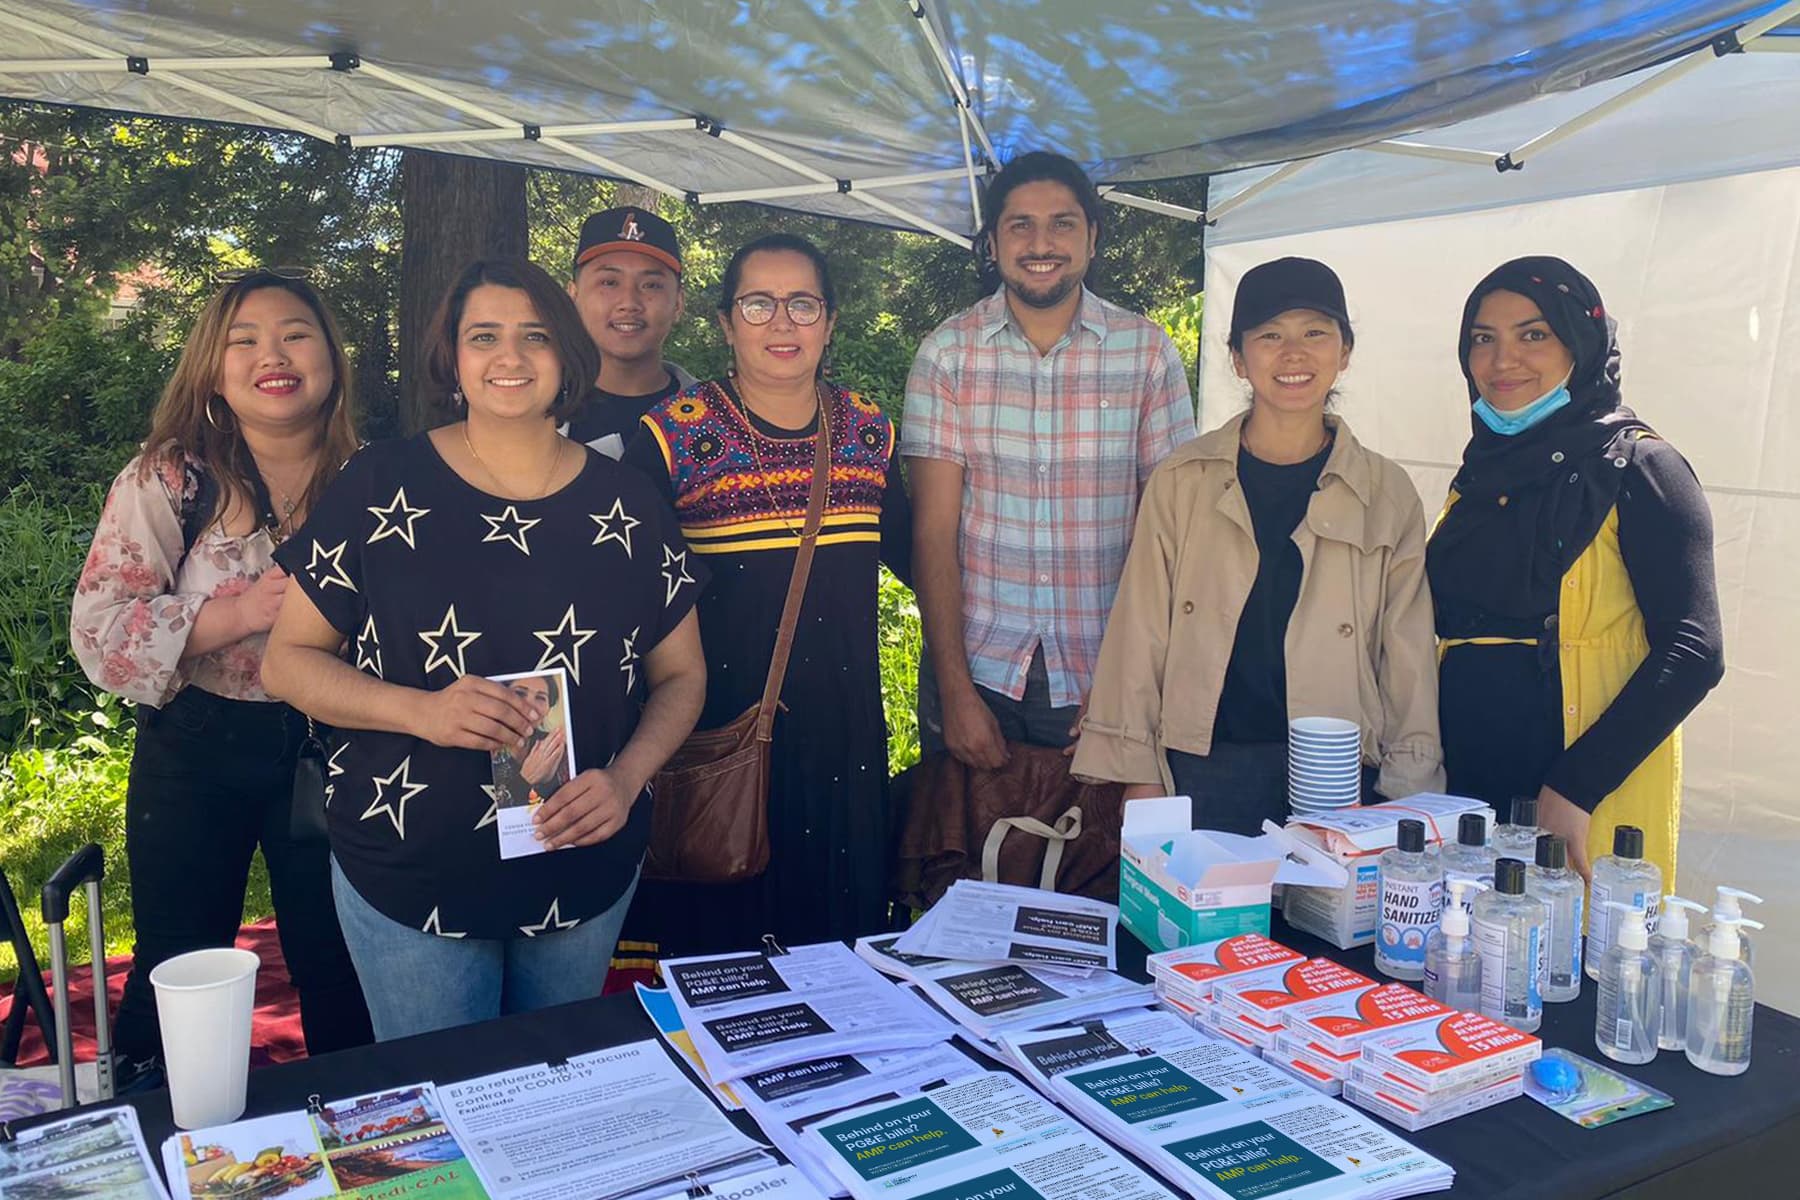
[{"xmin": 1473, "ymin": 374, "xmax": 1573, "ymax": 436}]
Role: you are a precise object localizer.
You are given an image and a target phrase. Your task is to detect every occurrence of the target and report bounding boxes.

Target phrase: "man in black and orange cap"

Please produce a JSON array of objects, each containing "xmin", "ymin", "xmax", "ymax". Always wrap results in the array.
[{"xmin": 566, "ymin": 205, "xmax": 696, "ymax": 458}]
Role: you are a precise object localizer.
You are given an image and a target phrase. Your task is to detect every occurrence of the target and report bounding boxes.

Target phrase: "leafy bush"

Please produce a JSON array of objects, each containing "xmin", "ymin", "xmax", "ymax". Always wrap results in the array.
[
  {"xmin": 0, "ymin": 488, "xmax": 113, "ymax": 746},
  {"xmin": 879, "ymin": 567, "xmax": 922, "ymax": 775}
]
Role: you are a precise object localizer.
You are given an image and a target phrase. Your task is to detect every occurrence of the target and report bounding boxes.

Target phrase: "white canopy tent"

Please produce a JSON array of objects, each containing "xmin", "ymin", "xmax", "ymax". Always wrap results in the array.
[{"xmin": 1197, "ymin": 47, "xmax": 1800, "ymax": 1009}]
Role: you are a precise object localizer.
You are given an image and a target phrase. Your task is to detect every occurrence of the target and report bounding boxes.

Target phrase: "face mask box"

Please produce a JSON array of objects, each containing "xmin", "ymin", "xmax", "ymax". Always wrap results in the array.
[{"xmin": 1119, "ymin": 798, "xmax": 1346, "ymax": 952}]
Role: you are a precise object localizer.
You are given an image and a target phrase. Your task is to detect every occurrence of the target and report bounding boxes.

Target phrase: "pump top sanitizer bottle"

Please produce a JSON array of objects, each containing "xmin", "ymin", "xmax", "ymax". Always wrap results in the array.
[
  {"xmin": 1586, "ymin": 825, "xmax": 1662, "ymax": 981},
  {"xmin": 1686, "ymin": 914, "xmax": 1763, "ymax": 1076},
  {"xmin": 1595, "ymin": 903, "xmax": 1659, "ymax": 1064},
  {"xmin": 1424, "ymin": 879, "xmax": 1483, "ymax": 1012},
  {"xmin": 1709, "ymin": 886, "xmax": 1764, "ymax": 968},
  {"xmin": 1650, "ymin": 895, "xmax": 1705, "ymax": 1052}
]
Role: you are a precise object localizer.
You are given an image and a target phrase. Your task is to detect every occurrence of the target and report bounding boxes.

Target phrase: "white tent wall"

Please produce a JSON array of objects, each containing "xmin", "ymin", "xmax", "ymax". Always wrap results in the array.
[{"xmin": 1200, "ymin": 165, "xmax": 1800, "ymax": 1010}]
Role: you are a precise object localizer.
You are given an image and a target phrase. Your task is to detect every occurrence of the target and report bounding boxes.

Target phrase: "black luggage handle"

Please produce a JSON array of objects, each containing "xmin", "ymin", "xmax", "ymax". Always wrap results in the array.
[{"xmin": 41, "ymin": 843, "xmax": 103, "ymax": 925}]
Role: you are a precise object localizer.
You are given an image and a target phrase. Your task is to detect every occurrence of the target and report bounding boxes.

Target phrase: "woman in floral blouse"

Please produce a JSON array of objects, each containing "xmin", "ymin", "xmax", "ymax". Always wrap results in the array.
[{"xmin": 70, "ymin": 271, "xmax": 372, "ymax": 1085}]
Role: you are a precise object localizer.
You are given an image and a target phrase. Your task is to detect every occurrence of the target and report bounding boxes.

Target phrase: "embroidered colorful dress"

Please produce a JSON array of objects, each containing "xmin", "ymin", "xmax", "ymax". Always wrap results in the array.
[{"xmin": 623, "ymin": 378, "xmax": 912, "ymax": 952}]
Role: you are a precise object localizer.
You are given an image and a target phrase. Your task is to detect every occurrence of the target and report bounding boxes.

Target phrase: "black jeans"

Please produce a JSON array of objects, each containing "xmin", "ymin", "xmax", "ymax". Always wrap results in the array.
[
  {"xmin": 115, "ymin": 687, "xmax": 371, "ymax": 1066},
  {"xmin": 917, "ymin": 647, "xmax": 1082, "ymax": 757}
]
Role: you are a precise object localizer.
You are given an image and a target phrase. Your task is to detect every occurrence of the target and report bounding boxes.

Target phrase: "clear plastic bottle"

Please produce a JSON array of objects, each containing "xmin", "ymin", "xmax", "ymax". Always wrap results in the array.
[
  {"xmin": 1586, "ymin": 825, "xmax": 1663, "ymax": 981},
  {"xmin": 1686, "ymin": 915, "xmax": 1762, "ymax": 1076},
  {"xmin": 1650, "ymin": 895, "xmax": 1707, "ymax": 1052},
  {"xmin": 1526, "ymin": 834, "xmax": 1583, "ymax": 1002},
  {"xmin": 1708, "ymin": 886, "xmax": 1764, "ymax": 969},
  {"xmin": 1440, "ymin": 812, "xmax": 1497, "ymax": 914},
  {"xmin": 1492, "ymin": 795, "xmax": 1542, "ymax": 864},
  {"xmin": 1377, "ymin": 819, "xmax": 1441, "ymax": 981},
  {"xmin": 1594, "ymin": 903, "xmax": 1660, "ymax": 1064},
  {"xmin": 1472, "ymin": 859, "xmax": 1549, "ymax": 1032},
  {"xmin": 1424, "ymin": 879, "xmax": 1483, "ymax": 1012}
]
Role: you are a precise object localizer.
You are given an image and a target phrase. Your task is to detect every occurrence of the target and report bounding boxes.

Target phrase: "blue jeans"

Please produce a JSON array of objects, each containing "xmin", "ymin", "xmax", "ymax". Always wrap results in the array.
[{"xmin": 330, "ymin": 857, "xmax": 639, "ymax": 1041}]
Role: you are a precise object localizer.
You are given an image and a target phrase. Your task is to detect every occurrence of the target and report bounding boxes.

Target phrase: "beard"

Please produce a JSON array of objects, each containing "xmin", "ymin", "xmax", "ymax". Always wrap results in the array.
[{"xmin": 1003, "ymin": 259, "xmax": 1086, "ymax": 310}]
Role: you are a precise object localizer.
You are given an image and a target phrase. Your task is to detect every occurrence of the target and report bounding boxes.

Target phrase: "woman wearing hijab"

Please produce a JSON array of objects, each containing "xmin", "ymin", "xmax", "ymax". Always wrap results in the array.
[{"xmin": 1427, "ymin": 256, "xmax": 1724, "ymax": 884}]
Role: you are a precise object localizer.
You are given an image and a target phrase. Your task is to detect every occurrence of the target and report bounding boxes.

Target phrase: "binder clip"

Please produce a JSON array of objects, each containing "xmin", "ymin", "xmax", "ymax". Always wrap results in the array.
[
  {"xmin": 307, "ymin": 1094, "xmax": 324, "ymax": 1115},
  {"xmin": 548, "ymin": 1057, "xmax": 571, "ymax": 1070},
  {"xmin": 761, "ymin": 933, "xmax": 790, "ymax": 957},
  {"xmin": 686, "ymin": 1172, "xmax": 713, "ymax": 1198},
  {"xmin": 0, "ymin": 1119, "xmax": 14, "ymax": 1144}
]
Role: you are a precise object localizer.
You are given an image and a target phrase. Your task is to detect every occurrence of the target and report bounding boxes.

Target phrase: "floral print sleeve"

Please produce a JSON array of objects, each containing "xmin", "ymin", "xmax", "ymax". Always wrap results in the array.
[{"xmin": 70, "ymin": 450, "xmax": 276, "ymax": 707}]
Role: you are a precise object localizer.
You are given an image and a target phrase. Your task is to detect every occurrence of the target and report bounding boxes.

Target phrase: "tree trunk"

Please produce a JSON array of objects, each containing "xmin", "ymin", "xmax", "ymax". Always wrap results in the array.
[
  {"xmin": 398, "ymin": 151, "xmax": 528, "ymax": 433},
  {"xmin": 612, "ymin": 183, "xmax": 661, "ymax": 213}
]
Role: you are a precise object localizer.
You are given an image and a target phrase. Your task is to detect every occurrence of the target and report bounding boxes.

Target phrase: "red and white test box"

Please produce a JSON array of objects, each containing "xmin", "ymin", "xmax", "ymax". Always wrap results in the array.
[
  {"xmin": 1211, "ymin": 957, "xmax": 1376, "ymax": 1023},
  {"xmin": 1357, "ymin": 1009, "xmax": 1542, "ymax": 1094},
  {"xmin": 1146, "ymin": 934, "xmax": 1305, "ymax": 1003},
  {"xmin": 1280, "ymin": 982, "xmax": 1455, "ymax": 1055}
]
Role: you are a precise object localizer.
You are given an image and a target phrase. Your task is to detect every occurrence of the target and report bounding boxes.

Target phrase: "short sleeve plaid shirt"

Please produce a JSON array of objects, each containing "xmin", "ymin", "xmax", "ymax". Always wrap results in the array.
[{"xmin": 900, "ymin": 288, "xmax": 1196, "ymax": 706}]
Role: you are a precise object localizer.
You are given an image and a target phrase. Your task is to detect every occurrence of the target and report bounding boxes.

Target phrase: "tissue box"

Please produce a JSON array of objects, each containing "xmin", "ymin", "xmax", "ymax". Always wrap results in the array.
[{"xmin": 1119, "ymin": 797, "xmax": 1346, "ymax": 952}]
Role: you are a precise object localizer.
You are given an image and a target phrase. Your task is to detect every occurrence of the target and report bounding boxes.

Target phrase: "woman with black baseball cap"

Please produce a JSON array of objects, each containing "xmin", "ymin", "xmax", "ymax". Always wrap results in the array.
[
  {"xmin": 1076, "ymin": 258, "xmax": 1443, "ymax": 833},
  {"xmin": 1427, "ymin": 256, "xmax": 1723, "ymax": 885}
]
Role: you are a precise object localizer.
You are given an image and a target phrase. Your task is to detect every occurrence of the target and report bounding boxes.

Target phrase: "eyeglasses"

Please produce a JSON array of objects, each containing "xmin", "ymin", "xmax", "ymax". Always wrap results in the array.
[
  {"xmin": 215, "ymin": 264, "xmax": 313, "ymax": 285},
  {"xmin": 734, "ymin": 292, "xmax": 826, "ymax": 326}
]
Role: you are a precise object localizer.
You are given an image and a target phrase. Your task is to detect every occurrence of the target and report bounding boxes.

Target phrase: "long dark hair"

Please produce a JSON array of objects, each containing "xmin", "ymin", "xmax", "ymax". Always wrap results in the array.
[{"xmin": 716, "ymin": 233, "xmax": 838, "ymax": 318}]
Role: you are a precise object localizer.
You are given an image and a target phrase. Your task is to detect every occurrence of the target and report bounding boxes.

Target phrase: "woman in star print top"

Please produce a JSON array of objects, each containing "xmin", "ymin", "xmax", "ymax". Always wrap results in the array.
[{"xmin": 264, "ymin": 258, "xmax": 707, "ymax": 1040}]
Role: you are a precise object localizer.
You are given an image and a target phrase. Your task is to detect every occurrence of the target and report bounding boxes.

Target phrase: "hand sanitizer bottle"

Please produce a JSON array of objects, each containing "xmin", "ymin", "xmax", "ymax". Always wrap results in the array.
[
  {"xmin": 1492, "ymin": 795, "xmax": 1542, "ymax": 864},
  {"xmin": 1440, "ymin": 812, "xmax": 1497, "ymax": 913},
  {"xmin": 1526, "ymin": 834, "xmax": 1583, "ymax": 1002},
  {"xmin": 1473, "ymin": 859, "xmax": 1549, "ymax": 1032},
  {"xmin": 1424, "ymin": 879, "xmax": 1483, "ymax": 1011},
  {"xmin": 1686, "ymin": 914, "xmax": 1763, "ymax": 1075},
  {"xmin": 1595, "ymin": 903, "xmax": 1660, "ymax": 1064},
  {"xmin": 1708, "ymin": 887, "xmax": 1764, "ymax": 969},
  {"xmin": 1650, "ymin": 895, "xmax": 1707, "ymax": 1051},
  {"xmin": 1586, "ymin": 825, "xmax": 1662, "ymax": 981},
  {"xmin": 1377, "ymin": 819, "xmax": 1441, "ymax": 981}
]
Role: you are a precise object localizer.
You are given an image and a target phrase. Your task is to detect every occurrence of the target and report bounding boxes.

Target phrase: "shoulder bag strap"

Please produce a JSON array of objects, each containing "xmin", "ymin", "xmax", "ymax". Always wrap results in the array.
[{"xmin": 753, "ymin": 385, "xmax": 833, "ymax": 741}]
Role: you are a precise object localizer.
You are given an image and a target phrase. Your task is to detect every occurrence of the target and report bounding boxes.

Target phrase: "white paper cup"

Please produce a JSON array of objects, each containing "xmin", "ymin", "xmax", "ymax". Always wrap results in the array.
[{"xmin": 151, "ymin": 947, "xmax": 259, "ymax": 1129}]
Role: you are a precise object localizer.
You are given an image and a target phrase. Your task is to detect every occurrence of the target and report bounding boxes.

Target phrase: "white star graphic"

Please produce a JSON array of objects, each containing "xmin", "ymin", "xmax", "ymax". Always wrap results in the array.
[
  {"xmin": 661, "ymin": 544, "xmax": 695, "ymax": 605},
  {"xmin": 355, "ymin": 614, "xmax": 382, "ymax": 677},
  {"xmin": 421, "ymin": 906, "xmax": 466, "ymax": 939},
  {"xmin": 324, "ymin": 741, "xmax": 348, "ymax": 809},
  {"xmin": 481, "ymin": 505, "xmax": 541, "ymax": 555},
  {"xmin": 362, "ymin": 755, "xmax": 428, "ymax": 840},
  {"xmin": 532, "ymin": 604, "xmax": 597, "ymax": 685},
  {"xmin": 519, "ymin": 898, "xmax": 581, "ymax": 938},
  {"xmin": 620, "ymin": 626, "xmax": 640, "ymax": 693},
  {"xmin": 367, "ymin": 486, "xmax": 431, "ymax": 549},
  {"xmin": 305, "ymin": 539, "xmax": 357, "ymax": 592},
  {"xmin": 589, "ymin": 497, "xmax": 641, "ymax": 558},
  {"xmin": 475, "ymin": 783, "xmax": 499, "ymax": 831},
  {"xmin": 419, "ymin": 604, "xmax": 482, "ymax": 678}
]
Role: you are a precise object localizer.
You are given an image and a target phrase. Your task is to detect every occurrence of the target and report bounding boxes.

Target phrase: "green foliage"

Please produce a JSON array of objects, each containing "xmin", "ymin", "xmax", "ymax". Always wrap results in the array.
[
  {"xmin": 1151, "ymin": 292, "xmax": 1205, "ymax": 380},
  {"xmin": 0, "ymin": 488, "xmax": 115, "ymax": 747},
  {"xmin": 879, "ymin": 567, "xmax": 922, "ymax": 775}
]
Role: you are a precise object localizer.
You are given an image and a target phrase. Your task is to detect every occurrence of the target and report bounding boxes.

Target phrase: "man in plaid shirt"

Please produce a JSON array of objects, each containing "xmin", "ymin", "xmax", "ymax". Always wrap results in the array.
[{"xmin": 903, "ymin": 151, "xmax": 1196, "ymax": 769}]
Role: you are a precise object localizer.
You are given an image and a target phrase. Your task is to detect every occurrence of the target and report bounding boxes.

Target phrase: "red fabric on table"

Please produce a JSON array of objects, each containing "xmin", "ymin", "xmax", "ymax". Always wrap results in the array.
[{"xmin": 0, "ymin": 918, "xmax": 304, "ymax": 1070}]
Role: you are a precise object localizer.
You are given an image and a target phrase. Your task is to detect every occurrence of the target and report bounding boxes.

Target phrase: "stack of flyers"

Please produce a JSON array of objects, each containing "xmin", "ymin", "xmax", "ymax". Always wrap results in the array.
[
  {"xmin": 892, "ymin": 881, "xmax": 1119, "ymax": 974},
  {"xmin": 997, "ymin": 1011, "xmax": 1301, "ymax": 1106},
  {"xmin": 2, "ymin": 1107, "xmax": 169, "ymax": 1200},
  {"xmin": 1345, "ymin": 1010, "xmax": 1541, "ymax": 1130},
  {"xmin": 851, "ymin": 935, "xmax": 949, "ymax": 983},
  {"xmin": 1148, "ymin": 935, "xmax": 1306, "ymax": 1006},
  {"xmin": 800, "ymin": 1072, "xmax": 1178, "ymax": 1200},
  {"xmin": 1047, "ymin": 1036, "xmax": 1455, "ymax": 1199},
  {"xmin": 1210, "ymin": 959, "xmax": 1376, "ymax": 1029},
  {"xmin": 896, "ymin": 958, "xmax": 1151, "ymax": 1043},
  {"xmin": 162, "ymin": 1083, "xmax": 485, "ymax": 1200},
  {"xmin": 662, "ymin": 943, "xmax": 955, "ymax": 1083}
]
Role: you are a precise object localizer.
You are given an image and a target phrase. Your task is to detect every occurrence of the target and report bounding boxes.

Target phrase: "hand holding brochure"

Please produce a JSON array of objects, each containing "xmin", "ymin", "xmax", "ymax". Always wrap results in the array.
[
  {"xmin": 892, "ymin": 881, "xmax": 1119, "ymax": 972},
  {"xmin": 801, "ymin": 1072, "xmax": 1178, "ymax": 1200},
  {"xmin": 662, "ymin": 942, "xmax": 955, "ymax": 1083},
  {"xmin": 488, "ymin": 668, "xmax": 578, "ymax": 861}
]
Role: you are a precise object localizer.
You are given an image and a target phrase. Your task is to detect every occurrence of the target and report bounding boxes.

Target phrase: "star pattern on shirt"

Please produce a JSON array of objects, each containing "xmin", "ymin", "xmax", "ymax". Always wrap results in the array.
[
  {"xmin": 532, "ymin": 604, "xmax": 596, "ymax": 685},
  {"xmin": 661, "ymin": 544, "xmax": 694, "ymax": 606},
  {"xmin": 481, "ymin": 505, "xmax": 541, "ymax": 555},
  {"xmin": 362, "ymin": 755, "xmax": 428, "ymax": 840},
  {"xmin": 325, "ymin": 741, "xmax": 348, "ymax": 808},
  {"xmin": 366, "ymin": 486, "xmax": 431, "ymax": 549},
  {"xmin": 619, "ymin": 626, "xmax": 640, "ymax": 693},
  {"xmin": 475, "ymin": 783, "xmax": 499, "ymax": 831},
  {"xmin": 354, "ymin": 614, "xmax": 382, "ymax": 677},
  {"xmin": 419, "ymin": 604, "xmax": 482, "ymax": 678},
  {"xmin": 589, "ymin": 497, "xmax": 641, "ymax": 558},
  {"xmin": 519, "ymin": 897, "xmax": 581, "ymax": 938},
  {"xmin": 420, "ymin": 906, "xmax": 466, "ymax": 939},
  {"xmin": 305, "ymin": 539, "xmax": 357, "ymax": 592}
]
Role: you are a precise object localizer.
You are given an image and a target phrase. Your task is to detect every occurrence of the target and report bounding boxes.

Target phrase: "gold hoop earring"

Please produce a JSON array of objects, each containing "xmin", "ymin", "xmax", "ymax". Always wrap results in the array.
[{"xmin": 205, "ymin": 396, "xmax": 233, "ymax": 432}]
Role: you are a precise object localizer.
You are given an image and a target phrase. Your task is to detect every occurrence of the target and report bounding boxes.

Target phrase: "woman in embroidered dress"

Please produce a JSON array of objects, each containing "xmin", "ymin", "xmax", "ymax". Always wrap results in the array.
[
  {"xmin": 622, "ymin": 233, "xmax": 913, "ymax": 955},
  {"xmin": 70, "ymin": 271, "xmax": 372, "ymax": 1086}
]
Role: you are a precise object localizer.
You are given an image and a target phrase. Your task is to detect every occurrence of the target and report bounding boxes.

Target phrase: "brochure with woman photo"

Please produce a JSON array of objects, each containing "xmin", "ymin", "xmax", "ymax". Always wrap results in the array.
[{"xmin": 486, "ymin": 669, "xmax": 577, "ymax": 860}]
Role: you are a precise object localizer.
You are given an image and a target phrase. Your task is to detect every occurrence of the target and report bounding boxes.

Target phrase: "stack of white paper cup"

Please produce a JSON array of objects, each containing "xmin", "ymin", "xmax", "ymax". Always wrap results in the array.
[
  {"xmin": 1287, "ymin": 716, "xmax": 1363, "ymax": 815},
  {"xmin": 150, "ymin": 947, "xmax": 259, "ymax": 1128}
]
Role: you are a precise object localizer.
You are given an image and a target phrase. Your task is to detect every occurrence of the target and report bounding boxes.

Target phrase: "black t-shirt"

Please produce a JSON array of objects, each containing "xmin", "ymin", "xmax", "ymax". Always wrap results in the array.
[
  {"xmin": 567, "ymin": 371, "xmax": 685, "ymax": 459},
  {"xmin": 1214, "ymin": 437, "xmax": 1333, "ymax": 745},
  {"xmin": 275, "ymin": 433, "xmax": 706, "ymax": 939}
]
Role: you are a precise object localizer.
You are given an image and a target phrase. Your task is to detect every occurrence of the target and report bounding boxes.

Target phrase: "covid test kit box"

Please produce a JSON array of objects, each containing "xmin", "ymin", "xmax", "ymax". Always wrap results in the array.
[{"xmin": 1119, "ymin": 798, "xmax": 1345, "ymax": 952}]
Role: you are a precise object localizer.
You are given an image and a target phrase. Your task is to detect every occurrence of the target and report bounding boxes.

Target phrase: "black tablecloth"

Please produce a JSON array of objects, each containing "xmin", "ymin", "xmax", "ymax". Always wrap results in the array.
[{"xmin": 34, "ymin": 913, "xmax": 1800, "ymax": 1200}]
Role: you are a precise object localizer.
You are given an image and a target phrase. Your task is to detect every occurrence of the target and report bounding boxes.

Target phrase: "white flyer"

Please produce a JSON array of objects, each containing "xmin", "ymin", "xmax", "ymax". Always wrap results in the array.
[
  {"xmin": 438, "ymin": 1040, "xmax": 768, "ymax": 1200},
  {"xmin": 662, "ymin": 943, "xmax": 955, "ymax": 1083},
  {"xmin": 801, "ymin": 1072, "xmax": 1178, "ymax": 1200},
  {"xmin": 996, "ymin": 1009, "xmax": 1219, "ymax": 1093},
  {"xmin": 0, "ymin": 1107, "xmax": 169, "ymax": 1200},
  {"xmin": 487, "ymin": 668, "xmax": 579, "ymax": 860},
  {"xmin": 893, "ymin": 881, "xmax": 1119, "ymax": 972},
  {"xmin": 906, "ymin": 956, "xmax": 1153, "ymax": 1042}
]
